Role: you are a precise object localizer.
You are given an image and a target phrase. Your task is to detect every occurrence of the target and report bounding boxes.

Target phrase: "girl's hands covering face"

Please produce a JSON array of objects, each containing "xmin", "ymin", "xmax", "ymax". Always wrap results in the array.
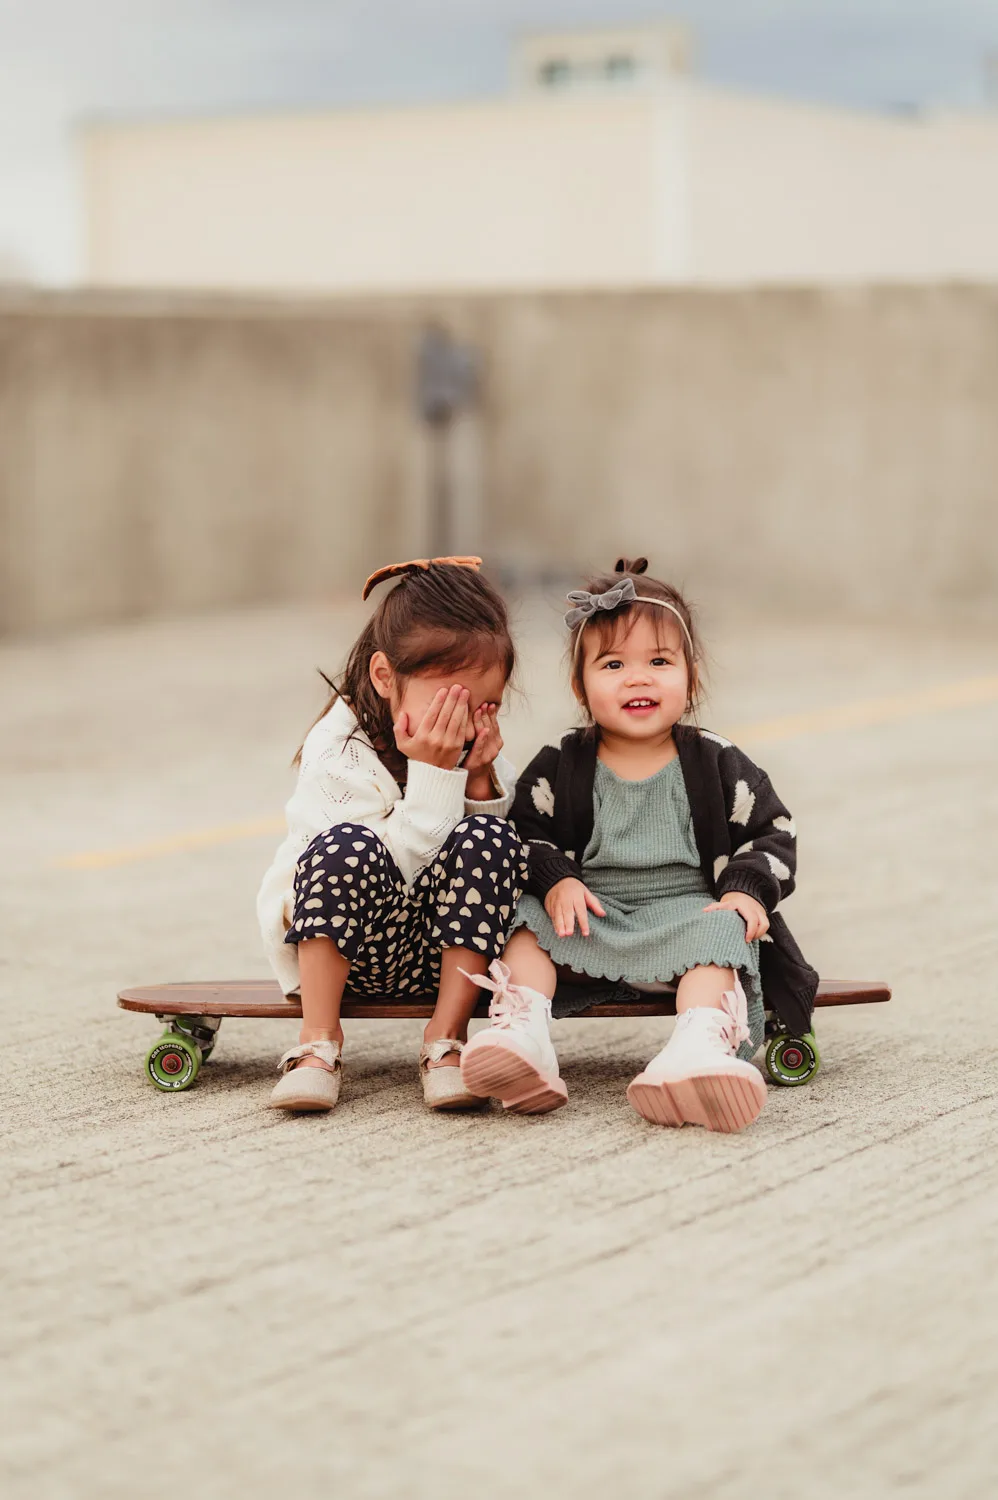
[
  {"xmin": 463, "ymin": 703, "xmax": 502, "ymax": 774},
  {"xmin": 463, "ymin": 703, "xmax": 504, "ymax": 802},
  {"xmin": 394, "ymin": 685, "xmax": 469, "ymax": 770}
]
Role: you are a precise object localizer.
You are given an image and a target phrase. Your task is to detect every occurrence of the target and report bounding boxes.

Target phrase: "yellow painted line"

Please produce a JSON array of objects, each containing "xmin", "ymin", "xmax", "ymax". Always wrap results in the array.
[
  {"xmin": 54, "ymin": 672, "xmax": 998, "ymax": 871},
  {"xmin": 54, "ymin": 816, "xmax": 284, "ymax": 871},
  {"xmin": 727, "ymin": 672, "xmax": 998, "ymax": 746}
]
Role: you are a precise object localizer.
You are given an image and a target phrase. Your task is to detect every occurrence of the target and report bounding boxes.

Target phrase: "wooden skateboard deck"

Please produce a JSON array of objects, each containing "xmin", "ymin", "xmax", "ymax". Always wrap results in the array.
[
  {"xmin": 119, "ymin": 977, "xmax": 891, "ymax": 1021},
  {"xmin": 120, "ymin": 979, "xmax": 890, "ymax": 1092}
]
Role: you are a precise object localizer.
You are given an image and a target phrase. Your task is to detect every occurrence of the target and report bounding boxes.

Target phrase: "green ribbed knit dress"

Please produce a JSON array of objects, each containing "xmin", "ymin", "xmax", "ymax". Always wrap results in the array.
[{"xmin": 515, "ymin": 756, "xmax": 765, "ymax": 1049}]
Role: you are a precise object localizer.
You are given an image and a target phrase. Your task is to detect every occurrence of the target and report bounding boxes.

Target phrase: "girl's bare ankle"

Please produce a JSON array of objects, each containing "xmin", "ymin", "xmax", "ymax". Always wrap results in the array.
[{"xmin": 299, "ymin": 1025, "xmax": 344, "ymax": 1048}]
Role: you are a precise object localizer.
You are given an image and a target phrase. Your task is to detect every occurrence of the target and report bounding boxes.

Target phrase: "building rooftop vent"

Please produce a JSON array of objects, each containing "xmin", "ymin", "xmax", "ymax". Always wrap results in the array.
[{"xmin": 514, "ymin": 22, "xmax": 693, "ymax": 95}]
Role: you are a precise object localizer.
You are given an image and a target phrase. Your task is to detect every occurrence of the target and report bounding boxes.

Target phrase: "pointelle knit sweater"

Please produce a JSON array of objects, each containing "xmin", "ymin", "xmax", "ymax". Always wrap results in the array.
[{"xmin": 258, "ymin": 695, "xmax": 515, "ymax": 995}]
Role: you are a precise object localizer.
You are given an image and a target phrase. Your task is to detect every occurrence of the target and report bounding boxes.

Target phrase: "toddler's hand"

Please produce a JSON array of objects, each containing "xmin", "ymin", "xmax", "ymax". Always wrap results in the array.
[
  {"xmin": 702, "ymin": 890, "xmax": 769, "ymax": 942},
  {"xmin": 463, "ymin": 703, "xmax": 503, "ymax": 799},
  {"xmin": 464, "ymin": 703, "xmax": 503, "ymax": 772},
  {"xmin": 545, "ymin": 877, "xmax": 606, "ymax": 939},
  {"xmin": 394, "ymin": 685, "xmax": 469, "ymax": 771}
]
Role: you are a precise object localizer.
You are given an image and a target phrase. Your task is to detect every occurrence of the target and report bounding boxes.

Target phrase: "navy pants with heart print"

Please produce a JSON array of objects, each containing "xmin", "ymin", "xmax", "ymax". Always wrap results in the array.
[{"xmin": 284, "ymin": 815, "xmax": 527, "ymax": 997}]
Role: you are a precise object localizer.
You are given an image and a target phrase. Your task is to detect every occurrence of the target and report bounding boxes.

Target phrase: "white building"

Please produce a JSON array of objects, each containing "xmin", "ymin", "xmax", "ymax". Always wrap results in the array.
[{"xmin": 81, "ymin": 23, "xmax": 998, "ymax": 292}]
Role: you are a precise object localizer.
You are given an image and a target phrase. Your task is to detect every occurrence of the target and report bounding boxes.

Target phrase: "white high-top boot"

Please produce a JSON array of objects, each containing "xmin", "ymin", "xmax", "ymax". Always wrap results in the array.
[
  {"xmin": 626, "ymin": 975, "xmax": 766, "ymax": 1133},
  {"xmin": 460, "ymin": 961, "xmax": 568, "ymax": 1114}
]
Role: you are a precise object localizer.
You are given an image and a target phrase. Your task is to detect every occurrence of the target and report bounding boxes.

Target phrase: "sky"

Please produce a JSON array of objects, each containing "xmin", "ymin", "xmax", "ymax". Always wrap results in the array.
[{"xmin": 1, "ymin": 0, "xmax": 997, "ymax": 281}]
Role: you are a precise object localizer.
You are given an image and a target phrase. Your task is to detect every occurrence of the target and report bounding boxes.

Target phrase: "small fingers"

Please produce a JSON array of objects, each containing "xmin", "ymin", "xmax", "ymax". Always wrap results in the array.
[
  {"xmin": 435, "ymin": 683, "xmax": 460, "ymax": 727},
  {"xmin": 556, "ymin": 899, "xmax": 576, "ymax": 938},
  {"xmin": 466, "ymin": 704, "xmax": 502, "ymax": 767},
  {"xmin": 451, "ymin": 704, "xmax": 470, "ymax": 747},
  {"xmin": 703, "ymin": 896, "xmax": 748, "ymax": 938},
  {"xmin": 438, "ymin": 685, "xmax": 469, "ymax": 741},
  {"xmin": 583, "ymin": 888, "xmax": 606, "ymax": 918},
  {"xmin": 418, "ymin": 687, "xmax": 449, "ymax": 735},
  {"xmin": 742, "ymin": 910, "xmax": 764, "ymax": 942},
  {"xmin": 702, "ymin": 894, "xmax": 766, "ymax": 941}
]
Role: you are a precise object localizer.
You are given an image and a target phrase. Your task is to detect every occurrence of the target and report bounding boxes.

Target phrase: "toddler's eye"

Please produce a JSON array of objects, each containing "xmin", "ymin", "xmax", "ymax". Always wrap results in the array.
[
  {"xmin": 604, "ymin": 659, "xmax": 623, "ymax": 671},
  {"xmin": 651, "ymin": 657, "xmax": 669, "ymax": 667}
]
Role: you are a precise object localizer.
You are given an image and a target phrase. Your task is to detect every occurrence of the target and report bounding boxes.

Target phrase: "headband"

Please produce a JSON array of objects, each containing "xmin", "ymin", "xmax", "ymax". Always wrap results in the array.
[
  {"xmin": 362, "ymin": 555, "xmax": 482, "ymax": 601},
  {"xmin": 565, "ymin": 577, "xmax": 695, "ymax": 658}
]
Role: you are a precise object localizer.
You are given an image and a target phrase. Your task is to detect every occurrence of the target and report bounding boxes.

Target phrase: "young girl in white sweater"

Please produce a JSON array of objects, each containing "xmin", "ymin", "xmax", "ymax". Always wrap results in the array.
[{"xmin": 257, "ymin": 558, "xmax": 524, "ymax": 1113}]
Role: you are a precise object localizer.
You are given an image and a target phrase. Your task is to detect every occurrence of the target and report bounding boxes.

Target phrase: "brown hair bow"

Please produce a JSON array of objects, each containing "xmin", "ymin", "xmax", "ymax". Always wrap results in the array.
[{"xmin": 361, "ymin": 556, "xmax": 483, "ymax": 601}]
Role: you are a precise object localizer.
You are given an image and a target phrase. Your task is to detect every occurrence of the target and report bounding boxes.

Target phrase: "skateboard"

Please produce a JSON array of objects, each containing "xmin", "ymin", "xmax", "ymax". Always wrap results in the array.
[{"xmin": 118, "ymin": 978, "xmax": 891, "ymax": 1094}]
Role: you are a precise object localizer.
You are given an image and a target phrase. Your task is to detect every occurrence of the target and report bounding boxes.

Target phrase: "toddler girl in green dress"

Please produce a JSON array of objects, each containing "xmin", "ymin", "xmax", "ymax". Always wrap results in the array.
[{"xmin": 459, "ymin": 557, "xmax": 818, "ymax": 1133}]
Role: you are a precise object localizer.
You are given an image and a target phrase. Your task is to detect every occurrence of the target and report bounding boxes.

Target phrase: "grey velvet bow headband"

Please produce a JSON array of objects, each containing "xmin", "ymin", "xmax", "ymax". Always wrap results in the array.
[
  {"xmin": 565, "ymin": 577, "xmax": 695, "ymax": 657},
  {"xmin": 565, "ymin": 577, "xmax": 636, "ymax": 627}
]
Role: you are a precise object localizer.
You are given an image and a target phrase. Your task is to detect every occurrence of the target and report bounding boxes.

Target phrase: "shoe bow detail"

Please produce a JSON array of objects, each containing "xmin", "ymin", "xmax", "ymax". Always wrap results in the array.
[
  {"xmin": 419, "ymin": 1037, "xmax": 465, "ymax": 1068},
  {"xmin": 277, "ymin": 1040, "xmax": 342, "ymax": 1074}
]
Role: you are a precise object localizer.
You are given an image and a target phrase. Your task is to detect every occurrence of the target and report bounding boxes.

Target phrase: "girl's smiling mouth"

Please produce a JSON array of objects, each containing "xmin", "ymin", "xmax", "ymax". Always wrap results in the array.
[{"xmin": 623, "ymin": 698, "xmax": 658, "ymax": 711}]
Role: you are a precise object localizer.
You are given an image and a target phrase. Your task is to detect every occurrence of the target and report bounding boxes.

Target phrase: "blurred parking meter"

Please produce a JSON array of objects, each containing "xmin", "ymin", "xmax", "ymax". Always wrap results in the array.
[{"xmin": 415, "ymin": 326, "xmax": 480, "ymax": 554}]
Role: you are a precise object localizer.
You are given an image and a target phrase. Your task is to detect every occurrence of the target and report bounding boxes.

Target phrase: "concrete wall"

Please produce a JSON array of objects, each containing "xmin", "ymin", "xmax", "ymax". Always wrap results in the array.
[
  {"xmin": 474, "ymin": 286, "xmax": 998, "ymax": 617},
  {"xmin": 0, "ymin": 295, "xmax": 429, "ymax": 633},
  {"xmin": 2, "ymin": 284, "xmax": 997, "ymax": 635}
]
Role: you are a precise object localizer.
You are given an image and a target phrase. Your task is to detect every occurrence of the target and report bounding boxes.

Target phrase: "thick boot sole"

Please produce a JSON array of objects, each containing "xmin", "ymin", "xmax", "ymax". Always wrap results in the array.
[
  {"xmin": 461, "ymin": 1043, "xmax": 568, "ymax": 1115},
  {"xmin": 626, "ymin": 1066, "xmax": 766, "ymax": 1133}
]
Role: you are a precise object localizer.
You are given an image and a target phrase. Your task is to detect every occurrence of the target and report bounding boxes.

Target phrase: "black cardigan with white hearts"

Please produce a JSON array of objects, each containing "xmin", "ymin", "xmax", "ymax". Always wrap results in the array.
[{"xmin": 510, "ymin": 723, "xmax": 819, "ymax": 1035}]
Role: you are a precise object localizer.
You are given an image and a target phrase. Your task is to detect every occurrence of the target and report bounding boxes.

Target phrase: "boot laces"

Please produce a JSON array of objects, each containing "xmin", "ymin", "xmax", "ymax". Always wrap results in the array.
[
  {"xmin": 459, "ymin": 960, "xmax": 541, "ymax": 1029},
  {"xmin": 719, "ymin": 978, "xmax": 751, "ymax": 1048},
  {"xmin": 676, "ymin": 980, "xmax": 750, "ymax": 1052}
]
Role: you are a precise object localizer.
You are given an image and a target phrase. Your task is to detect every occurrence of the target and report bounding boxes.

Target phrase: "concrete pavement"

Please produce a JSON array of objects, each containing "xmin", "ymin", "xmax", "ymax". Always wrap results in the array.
[{"xmin": 2, "ymin": 594, "xmax": 996, "ymax": 1499}]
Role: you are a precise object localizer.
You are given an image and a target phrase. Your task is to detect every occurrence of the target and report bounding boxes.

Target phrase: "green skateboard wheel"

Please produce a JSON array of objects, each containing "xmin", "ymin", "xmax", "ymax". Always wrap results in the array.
[
  {"xmin": 146, "ymin": 1032, "xmax": 202, "ymax": 1092},
  {"xmin": 765, "ymin": 1030, "xmax": 820, "ymax": 1087}
]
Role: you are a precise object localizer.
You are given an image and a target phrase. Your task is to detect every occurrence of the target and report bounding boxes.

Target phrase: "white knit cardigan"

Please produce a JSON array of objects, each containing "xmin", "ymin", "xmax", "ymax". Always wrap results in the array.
[{"xmin": 257, "ymin": 696, "xmax": 516, "ymax": 995}]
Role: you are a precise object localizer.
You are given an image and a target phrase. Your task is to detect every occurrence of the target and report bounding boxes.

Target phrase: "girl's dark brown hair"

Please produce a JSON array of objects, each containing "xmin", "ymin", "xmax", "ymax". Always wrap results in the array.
[
  {"xmin": 295, "ymin": 562, "xmax": 516, "ymax": 782},
  {"xmin": 568, "ymin": 557, "xmax": 704, "ymax": 727}
]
